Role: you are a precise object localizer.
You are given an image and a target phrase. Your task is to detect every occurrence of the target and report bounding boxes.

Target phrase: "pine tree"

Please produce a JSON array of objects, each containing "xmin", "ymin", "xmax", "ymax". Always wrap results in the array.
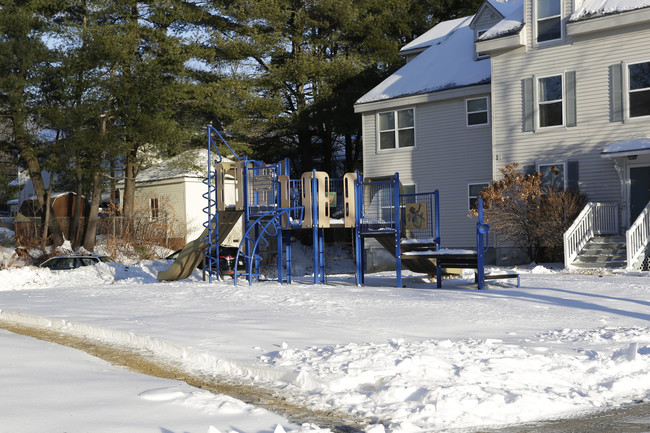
[
  {"xmin": 204, "ymin": 0, "xmax": 481, "ymax": 175},
  {"xmin": 0, "ymin": 0, "xmax": 66, "ymax": 246}
]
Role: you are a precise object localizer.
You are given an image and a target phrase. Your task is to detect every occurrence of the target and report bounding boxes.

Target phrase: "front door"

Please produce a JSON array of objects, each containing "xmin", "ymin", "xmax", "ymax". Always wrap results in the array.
[{"xmin": 630, "ymin": 166, "xmax": 650, "ymax": 223}]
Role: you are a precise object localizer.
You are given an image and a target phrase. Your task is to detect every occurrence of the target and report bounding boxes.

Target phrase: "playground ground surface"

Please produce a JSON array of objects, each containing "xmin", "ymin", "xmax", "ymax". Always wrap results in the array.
[{"xmin": 1, "ymin": 242, "xmax": 650, "ymax": 433}]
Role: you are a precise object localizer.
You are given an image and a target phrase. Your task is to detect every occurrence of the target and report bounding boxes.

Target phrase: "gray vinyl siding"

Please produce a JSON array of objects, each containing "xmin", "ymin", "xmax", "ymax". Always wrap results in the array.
[
  {"xmin": 491, "ymin": 20, "xmax": 650, "ymax": 206},
  {"xmin": 362, "ymin": 93, "xmax": 492, "ymax": 248}
]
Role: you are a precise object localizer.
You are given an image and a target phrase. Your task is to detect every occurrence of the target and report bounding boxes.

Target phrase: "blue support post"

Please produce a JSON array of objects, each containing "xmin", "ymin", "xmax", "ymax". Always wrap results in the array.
[
  {"xmin": 434, "ymin": 190, "xmax": 441, "ymax": 249},
  {"xmin": 311, "ymin": 172, "xmax": 319, "ymax": 285},
  {"xmin": 285, "ymin": 230, "xmax": 292, "ymax": 284},
  {"xmin": 394, "ymin": 173, "xmax": 402, "ymax": 288},
  {"xmin": 354, "ymin": 173, "xmax": 364, "ymax": 285},
  {"xmin": 319, "ymin": 227, "xmax": 325, "ymax": 284},
  {"xmin": 476, "ymin": 198, "xmax": 489, "ymax": 290}
]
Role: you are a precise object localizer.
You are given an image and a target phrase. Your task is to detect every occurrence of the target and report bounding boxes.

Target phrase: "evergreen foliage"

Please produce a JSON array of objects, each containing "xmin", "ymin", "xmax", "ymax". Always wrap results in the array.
[{"xmin": 1, "ymin": 0, "xmax": 482, "ymax": 248}]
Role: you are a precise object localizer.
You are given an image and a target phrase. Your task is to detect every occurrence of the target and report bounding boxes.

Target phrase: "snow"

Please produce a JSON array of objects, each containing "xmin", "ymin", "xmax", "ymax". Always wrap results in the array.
[
  {"xmin": 399, "ymin": 17, "xmax": 472, "ymax": 54},
  {"xmin": 1, "ymin": 249, "xmax": 650, "ymax": 433},
  {"xmin": 480, "ymin": 5, "xmax": 525, "ymax": 40},
  {"xmin": 356, "ymin": 16, "xmax": 491, "ymax": 105},
  {"xmin": 601, "ymin": 137, "xmax": 650, "ymax": 156},
  {"xmin": 135, "ymin": 149, "xmax": 234, "ymax": 183},
  {"xmin": 571, "ymin": 0, "xmax": 650, "ymax": 21}
]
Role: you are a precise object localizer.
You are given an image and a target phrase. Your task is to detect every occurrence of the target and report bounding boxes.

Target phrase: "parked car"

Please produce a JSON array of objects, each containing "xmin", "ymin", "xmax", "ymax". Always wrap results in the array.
[
  {"xmin": 39, "ymin": 254, "xmax": 114, "ymax": 270},
  {"xmin": 165, "ymin": 246, "xmax": 244, "ymax": 277}
]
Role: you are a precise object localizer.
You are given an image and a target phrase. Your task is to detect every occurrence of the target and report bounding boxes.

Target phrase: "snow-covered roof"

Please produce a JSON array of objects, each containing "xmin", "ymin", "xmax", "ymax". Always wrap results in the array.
[
  {"xmin": 601, "ymin": 137, "xmax": 650, "ymax": 157},
  {"xmin": 400, "ymin": 16, "xmax": 470, "ymax": 54},
  {"xmin": 357, "ymin": 16, "xmax": 491, "ymax": 105},
  {"xmin": 137, "ymin": 148, "xmax": 233, "ymax": 183},
  {"xmin": 487, "ymin": 0, "xmax": 521, "ymax": 18},
  {"xmin": 480, "ymin": 4, "xmax": 525, "ymax": 39},
  {"xmin": 570, "ymin": 0, "xmax": 650, "ymax": 21}
]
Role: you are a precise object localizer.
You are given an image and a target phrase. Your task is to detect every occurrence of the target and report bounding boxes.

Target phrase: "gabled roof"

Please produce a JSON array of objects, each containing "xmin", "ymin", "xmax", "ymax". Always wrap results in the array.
[
  {"xmin": 480, "ymin": 0, "xmax": 649, "ymax": 41},
  {"xmin": 471, "ymin": 0, "xmax": 521, "ymax": 30},
  {"xmin": 136, "ymin": 149, "xmax": 233, "ymax": 183},
  {"xmin": 357, "ymin": 16, "xmax": 490, "ymax": 105},
  {"xmin": 570, "ymin": 0, "xmax": 650, "ymax": 21},
  {"xmin": 399, "ymin": 16, "xmax": 470, "ymax": 56},
  {"xmin": 480, "ymin": 3, "xmax": 524, "ymax": 40},
  {"xmin": 488, "ymin": 0, "xmax": 521, "ymax": 17}
]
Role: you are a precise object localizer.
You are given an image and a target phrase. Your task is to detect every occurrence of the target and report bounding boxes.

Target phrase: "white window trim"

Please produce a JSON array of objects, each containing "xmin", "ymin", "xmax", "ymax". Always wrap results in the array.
[
  {"xmin": 376, "ymin": 107, "xmax": 416, "ymax": 152},
  {"xmin": 466, "ymin": 97, "xmax": 490, "ymax": 127},
  {"xmin": 533, "ymin": 0, "xmax": 564, "ymax": 46},
  {"xmin": 475, "ymin": 29, "xmax": 490, "ymax": 60},
  {"xmin": 536, "ymin": 73, "xmax": 565, "ymax": 129},
  {"xmin": 468, "ymin": 182, "xmax": 490, "ymax": 211},
  {"xmin": 537, "ymin": 162, "xmax": 567, "ymax": 190},
  {"xmin": 625, "ymin": 59, "xmax": 650, "ymax": 121},
  {"xmin": 150, "ymin": 197, "xmax": 159, "ymax": 219}
]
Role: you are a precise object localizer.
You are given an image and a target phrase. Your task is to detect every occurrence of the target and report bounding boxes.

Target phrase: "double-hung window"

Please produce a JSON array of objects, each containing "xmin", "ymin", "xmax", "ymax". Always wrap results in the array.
[
  {"xmin": 523, "ymin": 71, "xmax": 576, "ymax": 131},
  {"xmin": 468, "ymin": 183, "xmax": 489, "ymax": 211},
  {"xmin": 378, "ymin": 108, "xmax": 415, "ymax": 150},
  {"xmin": 475, "ymin": 30, "xmax": 489, "ymax": 60},
  {"xmin": 150, "ymin": 197, "xmax": 159, "ymax": 219},
  {"xmin": 466, "ymin": 97, "xmax": 489, "ymax": 126},
  {"xmin": 538, "ymin": 75, "xmax": 563, "ymax": 128},
  {"xmin": 536, "ymin": 0, "xmax": 562, "ymax": 43},
  {"xmin": 538, "ymin": 163, "xmax": 566, "ymax": 191},
  {"xmin": 628, "ymin": 61, "xmax": 650, "ymax": 118}
]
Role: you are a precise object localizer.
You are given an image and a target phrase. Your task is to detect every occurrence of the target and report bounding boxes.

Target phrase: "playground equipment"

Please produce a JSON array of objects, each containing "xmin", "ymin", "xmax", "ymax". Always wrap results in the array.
[{"xmin": 158, "ymin": 125, "xmax": 502, "ymax": 290}]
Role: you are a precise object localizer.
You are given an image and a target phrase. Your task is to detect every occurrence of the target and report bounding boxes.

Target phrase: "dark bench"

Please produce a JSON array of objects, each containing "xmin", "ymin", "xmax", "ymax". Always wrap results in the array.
[
  {"xmin": 405, "ymin": 249, "xmax": 520, "ymax": 289},
  {"xmin": 477, "ymin": 271, "xmax": 520, "ymax": 287}
]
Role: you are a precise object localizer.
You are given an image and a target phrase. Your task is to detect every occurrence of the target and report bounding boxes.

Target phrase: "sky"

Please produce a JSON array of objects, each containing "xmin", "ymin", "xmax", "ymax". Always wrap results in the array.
[{"xmin": 1, "ymin": 239, "xmax": 650, "ymax": 433}]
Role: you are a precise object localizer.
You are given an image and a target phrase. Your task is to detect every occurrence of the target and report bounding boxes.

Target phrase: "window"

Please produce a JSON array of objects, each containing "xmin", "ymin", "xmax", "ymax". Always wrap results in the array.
[
  {"xmin": 628, "ymin": 61, "xmax": 650, "ymax": 118},
  {"xmin": 468, "ymin": 183, "xmax": 489, "ymax": 211},
  {"xmin": 475, "ymin": 30, "xmax": 489, "ymax": 60},
  {"xmin": 466, "ymin": 97, "xmax": 489, "ymax": 126},
  {"xmin": 536, "ymin": 0, "xmax": 562, "ymax": 43},
  {"xmin": 538, "ymin": 75, "xmax": 563, "ymax": 127},
  {"xmin": 538, "ymin": 163, "xmax": 566, "ymax": 190},
  {"xmin": 378, "ymin": 108, "xmax": 415, "ymax": 150},
  {"xmin": 150, "ymin": 197, "xmax": 159, "ymax": 218}
]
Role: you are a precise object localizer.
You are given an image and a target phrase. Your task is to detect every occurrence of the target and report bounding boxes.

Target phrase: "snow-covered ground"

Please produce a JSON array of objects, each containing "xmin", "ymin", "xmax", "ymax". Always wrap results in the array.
[{"xmin": 1, "ymin": 244, "xmax": 650, "ymax": 433}]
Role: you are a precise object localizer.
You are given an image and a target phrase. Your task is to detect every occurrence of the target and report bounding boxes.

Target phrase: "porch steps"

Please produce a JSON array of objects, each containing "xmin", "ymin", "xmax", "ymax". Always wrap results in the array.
[{"xmin": 572, "ymin": 235, "xmax": 627, "ymax": 269}]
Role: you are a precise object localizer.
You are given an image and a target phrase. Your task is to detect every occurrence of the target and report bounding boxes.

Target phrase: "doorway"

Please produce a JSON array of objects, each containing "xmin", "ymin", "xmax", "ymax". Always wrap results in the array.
[{"xmin": 630, "ymin": 166, "xmax": 650, "ymax": 224}]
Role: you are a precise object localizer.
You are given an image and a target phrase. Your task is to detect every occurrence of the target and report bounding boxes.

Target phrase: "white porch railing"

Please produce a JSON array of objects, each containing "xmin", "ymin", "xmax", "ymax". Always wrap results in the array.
[
  {"xmin": 626, "ymin": 202, "xmax": 650, "ymax": 270},
  {"xmin": 563, "ymin": 202, "xmax": 619, "ymax": 267}
]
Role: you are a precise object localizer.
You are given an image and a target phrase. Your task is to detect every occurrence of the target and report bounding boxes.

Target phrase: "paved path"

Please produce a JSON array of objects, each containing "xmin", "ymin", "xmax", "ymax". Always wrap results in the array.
[{"xmin": 480, "ymin": 402, "xmax": 650, "ymax": 433}]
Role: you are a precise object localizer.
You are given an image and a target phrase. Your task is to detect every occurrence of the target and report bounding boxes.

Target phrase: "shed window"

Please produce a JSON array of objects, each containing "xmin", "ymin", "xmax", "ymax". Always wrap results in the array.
[
  {"xmin": 378, "ymin": 108, "xmax": 415, "ymax": 150},
  {"xmin": 150, "ymin": 198, "xmax": 159, "ymax": 218}
]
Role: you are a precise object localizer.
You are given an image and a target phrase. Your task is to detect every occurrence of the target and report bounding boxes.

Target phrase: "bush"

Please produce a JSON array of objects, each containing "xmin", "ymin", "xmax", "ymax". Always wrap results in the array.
[{"xmin": 472, "ymin": 163, "xmax": 587, "ymax": 262}]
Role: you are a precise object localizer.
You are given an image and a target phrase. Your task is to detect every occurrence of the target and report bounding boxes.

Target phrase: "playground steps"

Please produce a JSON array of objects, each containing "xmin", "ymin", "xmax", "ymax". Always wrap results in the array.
[
  {"xmin": 572, "ymin": 235, "xmax": 627, "ymax": 269},
  {"xmin": 371, "ymin": 234, "xmax": 438, "ymax": 276}
]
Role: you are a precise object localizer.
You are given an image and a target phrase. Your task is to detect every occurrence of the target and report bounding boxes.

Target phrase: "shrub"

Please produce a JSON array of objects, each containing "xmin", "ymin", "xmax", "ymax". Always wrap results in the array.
[{"xmin": 471, "ymin": 163, "xmax": 587, "ymax": 262}]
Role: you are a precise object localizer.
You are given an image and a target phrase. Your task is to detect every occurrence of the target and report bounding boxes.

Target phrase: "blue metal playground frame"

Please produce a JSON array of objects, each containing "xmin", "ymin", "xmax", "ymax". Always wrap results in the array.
[{"xmin": 204, "ymin": 127, "xmax": 490, "ymax": 289}]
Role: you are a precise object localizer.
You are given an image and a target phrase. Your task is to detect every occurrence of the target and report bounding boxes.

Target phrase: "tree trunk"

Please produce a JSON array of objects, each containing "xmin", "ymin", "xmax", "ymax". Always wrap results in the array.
[
  {"xmin": 70, "ymin": 169, "xmax": 84, "ymax": 249},
  {"xmin": 122, "ymin": 144, "xmax": 139, "ymax": 219},
  {"xmin": 40, "ymin": 176, "xmax": 54, "ymax": 251},
  {"xmin": 83, "ymin": 169, "xmax": 103, "ymax": 251},
  {"xmin": 13, "ymin": 118, "xmax": 65, "ymax": 246}
]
